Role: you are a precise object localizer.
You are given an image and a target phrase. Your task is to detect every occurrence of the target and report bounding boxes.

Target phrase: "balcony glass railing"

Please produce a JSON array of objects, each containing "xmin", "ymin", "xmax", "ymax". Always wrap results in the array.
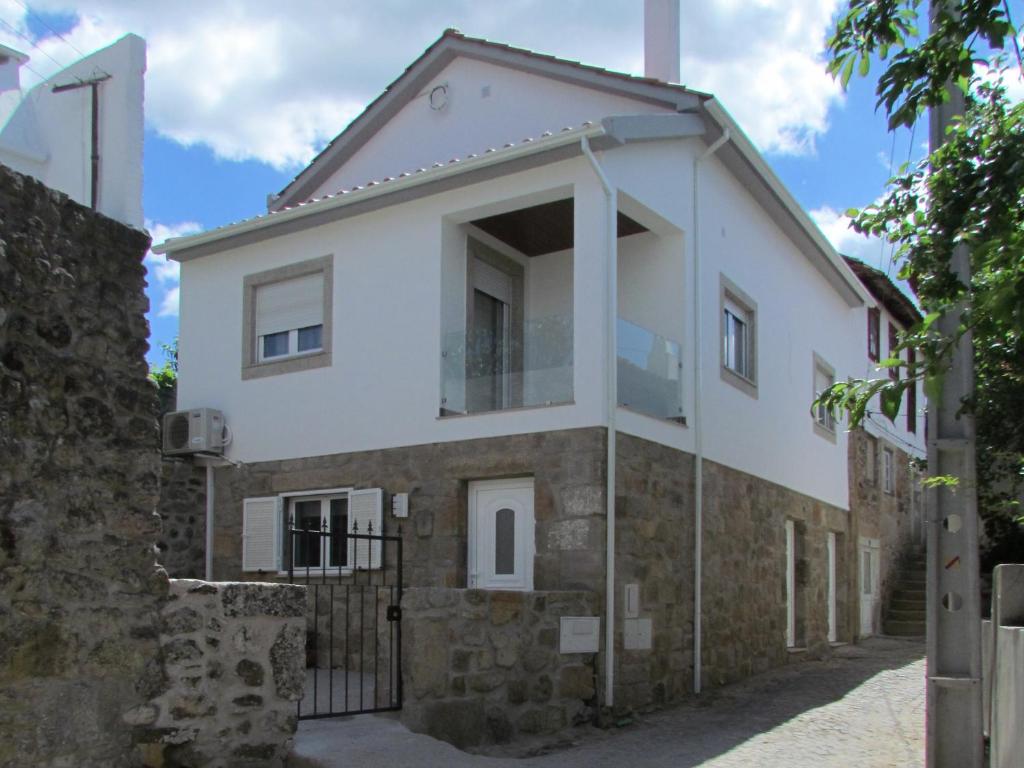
[
  {"xmin": 617, "ymin": 317, "xmax": 684, "ymax": 422},
  {"xmin": 441, "ymin": 314, "xmax": 573, "ymax": 415}
]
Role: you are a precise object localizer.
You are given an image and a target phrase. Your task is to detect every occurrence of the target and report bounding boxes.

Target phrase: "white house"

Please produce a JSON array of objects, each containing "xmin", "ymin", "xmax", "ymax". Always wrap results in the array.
[
  {"xmin": 0, "ymin": 34, "xmax": 145, "ymax": 228},
  {"xmin": 155, "ymin": 15, "xmax": 923, "ymax": 732}
]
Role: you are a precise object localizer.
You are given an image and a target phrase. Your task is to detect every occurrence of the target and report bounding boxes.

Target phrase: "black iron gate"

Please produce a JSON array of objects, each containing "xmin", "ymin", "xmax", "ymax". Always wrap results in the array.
[{"xmin": 287, "ymin": 520, "xmax": 402, "ymax": 719}]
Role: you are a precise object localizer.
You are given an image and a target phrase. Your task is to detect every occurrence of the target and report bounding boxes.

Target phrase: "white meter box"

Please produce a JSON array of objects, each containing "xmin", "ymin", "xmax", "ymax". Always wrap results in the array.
[{"xmin": 559, "ymin": 616, "xmax": 600, "ymax": 654}]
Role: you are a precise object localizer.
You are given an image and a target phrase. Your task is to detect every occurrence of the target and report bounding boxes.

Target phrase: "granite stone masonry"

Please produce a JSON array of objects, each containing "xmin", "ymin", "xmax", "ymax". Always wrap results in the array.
[
  {"xmin": 131, "ymin": 579, "xmax": 306, "ymax": 768},
  {"xmin": 401, "ymin": 588, "xmax": 599, "ymax": 749},
  {"xmin": 0, "ymin": 163, "xmax": 168, "ymax": 766},
  {"xmin": 157, "ymin": 459, "xmax": 207, "ymax": 578}
]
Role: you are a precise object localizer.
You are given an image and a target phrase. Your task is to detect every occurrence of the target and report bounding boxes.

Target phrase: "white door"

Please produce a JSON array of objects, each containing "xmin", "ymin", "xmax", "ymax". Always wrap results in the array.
[
  {"xmin": 859, "ymin": 538, "xmax": 880, "ymax": 636},
  {"xmin": 468, "ymin": 478, "xmax": 535, "ymax": 591},
  {"xmin": 827, "ymin": 531, "xmax": 837, "ymax": 643},
  {"xmin": 785, "ymin": 519, "xmax": 796, "ymax": 647}
]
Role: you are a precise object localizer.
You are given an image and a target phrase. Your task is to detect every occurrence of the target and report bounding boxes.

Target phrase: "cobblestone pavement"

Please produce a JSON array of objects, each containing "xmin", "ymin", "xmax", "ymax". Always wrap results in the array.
[{"xmin": 291, "ymin": 637, "xmax": 925, "ymax": 768}]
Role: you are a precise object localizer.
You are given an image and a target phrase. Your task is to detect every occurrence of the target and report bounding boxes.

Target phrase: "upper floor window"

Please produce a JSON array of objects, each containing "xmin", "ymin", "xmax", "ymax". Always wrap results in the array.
[
  {"xmin": 242, "ymin": 255, "xmax": 333, "ymax": 380},
  {"xmin": 867, "ymin": 308, "xmax": 880, "ymax": 362},
  {"xmin": 813, "ymin": 353, "xmax": 836, "ymax": 440},
  {"xmin": 888, "ymin": 322, "xmax": 899, "ymax": 381},
  {"xmin": 865, "ymin": 435, "xmax": 878, "ymax": 485},
  {"xmin": 720, "ymin": 275, "xmax": 757, "ymax": 397},
  {"xmin": 906, "ymin": 348, "xmax": 917, "ymax": 433},
  {"xmin": 882, "ymin": 447, "xmax": 895, "ymax": 494}
]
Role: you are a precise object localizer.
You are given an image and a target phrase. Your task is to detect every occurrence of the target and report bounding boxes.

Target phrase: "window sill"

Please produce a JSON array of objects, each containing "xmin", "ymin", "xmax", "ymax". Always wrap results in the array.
[
  {"xmin": 617, "ymin": 405, "xmax": 687, "ymax": 428},
  {"xmin": 787, "ymin": 646, "xmax": 808, "ymax": 655},
  {"xmin": 242, "ymin": 349, "xmax": 332, "ymax": 380},
  {"xmin": 720, "ymin": 365, "xmax": 758, "ymax": 399},
  {"xmin": 813, "ymin": 421, "xmax": 838, "ymax": 444}
]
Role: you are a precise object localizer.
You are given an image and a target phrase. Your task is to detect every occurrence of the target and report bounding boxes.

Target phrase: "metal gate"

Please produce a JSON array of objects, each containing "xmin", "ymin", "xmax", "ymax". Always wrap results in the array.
[{"xmin": 287, "ymin": 520, "xmax": 402, "ymax": 719}]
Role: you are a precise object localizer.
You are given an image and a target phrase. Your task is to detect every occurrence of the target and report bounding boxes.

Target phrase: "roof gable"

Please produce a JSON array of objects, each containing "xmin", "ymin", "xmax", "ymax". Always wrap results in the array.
[{"xmin": 271, "ymin": 29, "xmax": 705, "ymax": 211}]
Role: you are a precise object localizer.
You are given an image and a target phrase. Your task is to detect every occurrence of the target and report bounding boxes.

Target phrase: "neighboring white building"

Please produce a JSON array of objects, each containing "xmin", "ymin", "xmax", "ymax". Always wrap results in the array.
[
  {"xmin": 0, "ymin": 34, "xmax": 145, "ymax": 228},
  {"xmin": 155, "ymin": 19, "xmax": 923, "ymax": 727}
]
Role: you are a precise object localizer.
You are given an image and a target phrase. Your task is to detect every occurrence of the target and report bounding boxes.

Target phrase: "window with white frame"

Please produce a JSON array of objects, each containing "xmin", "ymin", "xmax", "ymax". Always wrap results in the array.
[
  {"xmin": 241, "ymin": 487, "xmax": 382, "ymax": 573},
  {"xmin": 242, "ymin": 255, "xmax": 332, "ymax": 379},
  {"xmin": 813, "ymin": 354, "xmax": 836, "ymax": 437},
  {"xmin": 865, "ymin": 435, "xmax": 878, "ymax": 485},
  {"xmin": 882, "ymin": 447, "xmax": 895, "ymax": 494},
  {"xmin": 720, "ymin": 275, "xmax": 757, "ymax": 395}
]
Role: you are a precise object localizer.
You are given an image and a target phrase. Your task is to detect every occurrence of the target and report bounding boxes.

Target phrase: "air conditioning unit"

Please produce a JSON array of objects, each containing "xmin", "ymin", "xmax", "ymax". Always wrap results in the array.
[{"xmin": 162, "ymin": 408, "xmax": 225, "ymax": 456}]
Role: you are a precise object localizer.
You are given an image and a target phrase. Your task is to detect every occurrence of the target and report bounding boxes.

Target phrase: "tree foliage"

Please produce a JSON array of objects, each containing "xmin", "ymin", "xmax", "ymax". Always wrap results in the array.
[
  {"xmin": 149, "ymin": 339, "xmax": 178, "ymax": 416},
  {"xmin": 822, "ymin": 1, "xmax": 1024, "ymax": 563}
]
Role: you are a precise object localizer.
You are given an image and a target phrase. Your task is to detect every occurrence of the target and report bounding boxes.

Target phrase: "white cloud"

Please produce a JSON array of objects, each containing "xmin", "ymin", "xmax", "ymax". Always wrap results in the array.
[
  {"xmin": 1, "ymin": 0, "xmax": 847, "ymax": 167},
  {"xmin": 810, "ymin": 204, "xmax": 893, "ymax": 271},
  {"xmin": 143, "ymin": 220, "xmax": 200, "ymax": 317}
]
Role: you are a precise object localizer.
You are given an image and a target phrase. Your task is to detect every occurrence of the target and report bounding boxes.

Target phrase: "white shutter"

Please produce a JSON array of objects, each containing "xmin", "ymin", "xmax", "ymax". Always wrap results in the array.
[
  {"xmin": 348, "ymin": 488, "xmax": 383, "ymax": 570},
  {"xmin": 255, "ymin": 273, "xmax": 323, "ymax": 336},
  {"xmin": 242, "ymin": 496, "xmax": 283, "ymax": 571}
]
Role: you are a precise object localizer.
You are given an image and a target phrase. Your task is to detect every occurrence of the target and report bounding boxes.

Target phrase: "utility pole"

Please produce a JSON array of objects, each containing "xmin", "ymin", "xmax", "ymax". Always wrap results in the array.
[
  {"xmin": 52, "ymin": 74, "xmax": 111, "ymax": 211},
  {"xmin": 925, "ymin": 2, "xmax": 984, "ymax": 765}
]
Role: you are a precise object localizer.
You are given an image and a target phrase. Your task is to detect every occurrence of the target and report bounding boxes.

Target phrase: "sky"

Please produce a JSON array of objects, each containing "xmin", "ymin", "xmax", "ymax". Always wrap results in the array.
[{"xmin": 1, "ymin": 0, "xmax": 1021, "ymax": 367}]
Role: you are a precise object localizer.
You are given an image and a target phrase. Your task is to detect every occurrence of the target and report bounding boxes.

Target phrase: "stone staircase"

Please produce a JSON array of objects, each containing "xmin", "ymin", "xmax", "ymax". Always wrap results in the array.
[{"xmin": 884, "ymin": 547, "xmax": 927, "ymax": 637}]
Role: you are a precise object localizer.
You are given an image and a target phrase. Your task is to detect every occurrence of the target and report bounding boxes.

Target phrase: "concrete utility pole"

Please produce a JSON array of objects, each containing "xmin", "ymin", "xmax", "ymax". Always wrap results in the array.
[{"xmin": 925, "ymin": 2, "xmax": 984, "ymax": 765}]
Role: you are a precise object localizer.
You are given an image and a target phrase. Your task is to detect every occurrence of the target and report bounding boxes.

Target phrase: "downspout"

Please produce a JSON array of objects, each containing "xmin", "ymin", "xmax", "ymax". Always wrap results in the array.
[
  {"xmin": 692, "ymin": 127, "xmax": 730, "ymax": 695},
  {"xmin": 581, "ymin": 136, "xmax": 618, "ymax": 710},
  {"xmin": 205, "ymin": 464, "xmax": 215, "ymax": 580}
]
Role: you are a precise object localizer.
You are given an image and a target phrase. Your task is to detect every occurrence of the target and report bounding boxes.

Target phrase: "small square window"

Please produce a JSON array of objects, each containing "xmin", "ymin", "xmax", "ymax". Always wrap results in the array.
[
  {"xmin": 288, "ymin": 494, "xmax": 349, "ymax": 571},
  {"xmin": 242, "ymin": 255, "xmax": 333, "ymax": 379}
]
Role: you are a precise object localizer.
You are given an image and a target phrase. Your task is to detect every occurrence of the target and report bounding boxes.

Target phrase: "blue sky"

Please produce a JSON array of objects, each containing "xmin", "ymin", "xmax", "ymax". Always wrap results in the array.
[{"xmin": 2, "ymin": 2, "xmax": 1018, "ymax": 367}]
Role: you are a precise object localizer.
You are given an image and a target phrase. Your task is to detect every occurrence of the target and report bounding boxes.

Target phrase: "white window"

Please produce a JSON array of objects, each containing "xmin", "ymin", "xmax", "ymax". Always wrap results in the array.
[
  {"xmin": 241, "ymin": 487, "xmax": 382, "ymax": 573},
  {"xmin": 468, "ymin": 478, "xmax": 535, "ymax": 591},
  {"xmin": 242, "ymin": 255, "xmax": 332, "ymax": 379},
  {"xmin": 723, "ymin": 299, "xmax": 750, "ymax": 378},
  {"xmin": 813, "ymin": 355, "xmax": 836, "ymax": 435},
  {"xmin": 882, "ymin": 447, "xmax": 895, "ymax": 494},
  {"xmin": 720, "ymin": 275, "xmax": 757, "ymax": 395},
  {"xmin": 865, "ymin": 435, "xmax": 878, "ymax": 485}
]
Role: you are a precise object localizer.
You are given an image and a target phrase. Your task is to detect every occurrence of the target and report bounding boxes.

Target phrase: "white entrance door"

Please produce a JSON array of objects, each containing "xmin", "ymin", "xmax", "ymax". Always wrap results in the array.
[
  {"xmin": 468, "ymin": 478, "xmax": 535, "ymax": 591},
  {"xmin": 827, "ymin": 531, "xmax": 837, "ymax": 643},
  {"xmin": 859, "ymin": 538, "xmax": 880, "ymax": 636}
]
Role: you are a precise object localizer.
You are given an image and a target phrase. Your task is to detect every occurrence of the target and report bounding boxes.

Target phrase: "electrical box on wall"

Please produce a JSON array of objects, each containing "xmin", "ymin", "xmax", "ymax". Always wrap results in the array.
[
  {"xmin": 624, "ymin": 617, "xmax": 653, "ymax": 650},
  {"xmin": 559, "ymin": 617, "xmax": 600, "ymax": 654},
  {"xmin": 392, "ymin": 493, "xmax": 408, "ymax": 518}
]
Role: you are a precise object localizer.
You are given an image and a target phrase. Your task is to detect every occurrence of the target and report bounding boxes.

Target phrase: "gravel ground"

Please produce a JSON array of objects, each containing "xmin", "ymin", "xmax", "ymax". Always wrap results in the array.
[{"xmin": 290, "ymin": 636, "xmax": 925, "ymax": 768}]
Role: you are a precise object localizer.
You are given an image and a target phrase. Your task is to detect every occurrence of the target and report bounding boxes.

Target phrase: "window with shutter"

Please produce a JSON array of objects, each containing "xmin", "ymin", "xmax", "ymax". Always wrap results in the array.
[
  {"xmin": 348, "ymin": 488, "xmax": 383, "ymax": 570},
  {"xmin": 242, "ymin": 496, "xmax": 283, "ymax": 571}
]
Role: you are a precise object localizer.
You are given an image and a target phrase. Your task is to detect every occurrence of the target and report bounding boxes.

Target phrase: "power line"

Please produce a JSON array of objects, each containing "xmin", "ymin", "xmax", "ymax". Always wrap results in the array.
[
  {"xmin": 10, "ymin": 0, "xmax": 85, "ymax": 59},
  {"xmin": 0, "ymin": 15, "xmax": 69, "ymax": 71}
]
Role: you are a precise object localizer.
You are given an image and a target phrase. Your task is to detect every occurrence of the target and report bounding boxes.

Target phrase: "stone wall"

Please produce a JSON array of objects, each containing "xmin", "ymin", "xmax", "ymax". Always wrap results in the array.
[
  {"xmin": 0, "ymin": 163, "xmax": 169, "ymax": 766},
  {"xmin": 209, "ymin": 428, "xmax": 608, "ymax": 593},
  {"xmin": 131, "ymin": 579, "xmax": 306, "ymax": 767},
  {"xmin": 700, "ymin": 455, "xmax": 850, "ymax": 687},
  {"xmin": 847, "ymin": 427, "xmax": 923, "ymax": 635},
  {"xmin": 401, "ymin": 588, "xmax": 599, "ymax": 748},
  {"xmin": 157, "ymin": 459, "xmax": 207, "ymax": 579}
]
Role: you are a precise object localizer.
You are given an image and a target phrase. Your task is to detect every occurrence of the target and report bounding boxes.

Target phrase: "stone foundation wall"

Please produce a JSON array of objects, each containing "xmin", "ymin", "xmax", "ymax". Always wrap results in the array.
[
  {"xmin": 132, "ymin": 579, "xmax": 306, "ymax": 767},
  {"xmin": 401, "ymin": 588, "xmax": 599, "ymax": 748},
  {"xmin": 847, "ymin": 427, "xmax": 924, "ymax": 634},
  {"xmin": 0, "ymin": 164, "xmax": 169, "ymax": 766},
  {"xmin": 157, "ymin": 459, "xmax": 207, "ymax": 579},
  {"xmin": 700, "ymin": 456, "xmax": 850, "ymax": 687},
  {"xmin": 209, "ymin": 428, "xmax": 608, "ymax": 594}
]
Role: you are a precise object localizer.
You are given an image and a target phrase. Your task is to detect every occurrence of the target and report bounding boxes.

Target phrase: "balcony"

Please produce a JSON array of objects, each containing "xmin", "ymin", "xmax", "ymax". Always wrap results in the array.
[
  {"xmin": 617, "ymin": 317, "xmax": 684, "ymax": 422},
  {"xmin": 441, "ymin": 313, "xmax": 573, "ymax": 415}
]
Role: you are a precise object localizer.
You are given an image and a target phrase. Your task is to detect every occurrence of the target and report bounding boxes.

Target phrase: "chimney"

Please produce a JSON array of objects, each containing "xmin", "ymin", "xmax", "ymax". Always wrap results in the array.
[{"xmin": 643, "ymin": 0, "xmax": 680, "ymax": 83}]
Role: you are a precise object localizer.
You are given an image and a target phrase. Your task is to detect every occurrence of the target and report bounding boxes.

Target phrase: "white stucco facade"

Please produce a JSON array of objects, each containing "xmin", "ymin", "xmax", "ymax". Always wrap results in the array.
[{"xmin": 0, "ymin": 34, "xmax": 145, "ymax": 227}]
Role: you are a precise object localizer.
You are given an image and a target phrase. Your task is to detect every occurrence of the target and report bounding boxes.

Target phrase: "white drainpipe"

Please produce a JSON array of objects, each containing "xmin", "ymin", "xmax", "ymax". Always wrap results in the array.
[
  {"xmin": 205, "ymin": 463, "xmax": 215, "ymax": 580},
  {"xmin": 581, "ymin": 136, "xmax": 618, "ymax": 710},
  {"xmin": 692, "ymin": 127, "xmax": 730, "ymax": 695}
]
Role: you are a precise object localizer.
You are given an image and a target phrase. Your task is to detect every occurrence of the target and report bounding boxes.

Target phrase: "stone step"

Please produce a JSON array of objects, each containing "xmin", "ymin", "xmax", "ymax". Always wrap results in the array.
[
  {"xmin": 887, "ymin": 608, "xmax": 926, "ymax": 622},
  {"xmin": 898, "ymin": 575, "xmax": 926, "ymax": 587},
  {"xmin": 892, "ymin": 588, "xmax": 926, "ymax": 602},
  {"xmin": 889, "ymin": 599, "xmax": 926, "ymax": 612},
  {"xmin": 885, "ymin": 620, "xmax": 925, "ymax": 637}
]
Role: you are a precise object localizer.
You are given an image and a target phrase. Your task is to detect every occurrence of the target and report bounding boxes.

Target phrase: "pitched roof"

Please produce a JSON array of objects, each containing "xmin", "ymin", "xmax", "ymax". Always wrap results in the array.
[
  {"xmin": 271, "ymin": 28, "xmax": 708, "ymax": 210},
  {"xmin": 843, "ymin": 256, "xmax": 921, "ymax": 327}
]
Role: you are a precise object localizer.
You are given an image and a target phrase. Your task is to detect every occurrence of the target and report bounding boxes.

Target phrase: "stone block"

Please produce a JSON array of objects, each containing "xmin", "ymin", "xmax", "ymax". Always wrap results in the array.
[
  {"xmin": 423, "ymin": 699, "xmax": 487, "ymax": 749},
  {"xmin": 221, "ymin": 583, "xmax": 306, "ymax": 618},
  {"xmin": 559, "ymin": 665, "xmax": 595, "ymax": 700},
  {"xmin": 489, "ymin": 592, "xmax": 523, "ymax": 626}
]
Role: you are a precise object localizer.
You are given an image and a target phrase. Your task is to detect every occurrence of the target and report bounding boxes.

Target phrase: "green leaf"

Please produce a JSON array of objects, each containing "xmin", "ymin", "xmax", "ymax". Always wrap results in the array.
[{"xmin": 879, "ymin": 385, "xmax": 903, "ymax": 423}]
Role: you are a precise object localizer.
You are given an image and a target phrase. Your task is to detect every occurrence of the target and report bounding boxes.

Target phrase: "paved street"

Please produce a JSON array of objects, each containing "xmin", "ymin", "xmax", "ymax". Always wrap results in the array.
[{"xmin": 291, "ymin": 637, "xmax": 925, "ymax": 768}]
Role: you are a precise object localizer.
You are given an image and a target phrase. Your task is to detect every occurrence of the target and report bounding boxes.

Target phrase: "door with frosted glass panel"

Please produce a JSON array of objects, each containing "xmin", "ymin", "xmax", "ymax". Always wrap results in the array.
[{"xmin": 468, "ymin": 478, "xmax": 534, "ymax": 591}]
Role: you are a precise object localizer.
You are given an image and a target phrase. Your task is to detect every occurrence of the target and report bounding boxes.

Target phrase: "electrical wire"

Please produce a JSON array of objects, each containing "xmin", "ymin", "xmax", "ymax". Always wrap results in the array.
[
  {"xmin": 10, "ymin": 0, "xmax": 85, "ymax": 58},
  {"xmin": 0, "ymin": 16, "xmax": 68, "ymax": 70}
]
